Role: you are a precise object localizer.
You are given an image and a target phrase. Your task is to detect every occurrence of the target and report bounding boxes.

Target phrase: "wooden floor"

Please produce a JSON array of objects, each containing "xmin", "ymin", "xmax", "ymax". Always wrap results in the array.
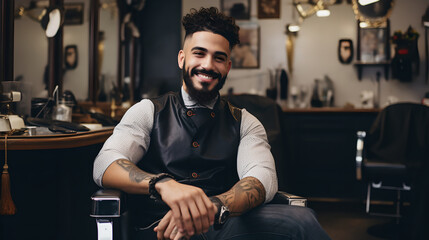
[{"xmin": 309, "ymin": 200, "xmax": 407, "ymax": 240}]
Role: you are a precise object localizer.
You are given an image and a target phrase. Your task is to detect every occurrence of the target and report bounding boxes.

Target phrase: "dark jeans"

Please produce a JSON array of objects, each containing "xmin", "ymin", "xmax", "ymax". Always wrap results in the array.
[{"xmin": 134, "ymin": 204, "xmax": 331, "ymax": 240}]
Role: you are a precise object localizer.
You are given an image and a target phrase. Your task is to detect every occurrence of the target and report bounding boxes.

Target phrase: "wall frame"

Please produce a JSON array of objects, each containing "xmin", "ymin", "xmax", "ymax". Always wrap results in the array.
[
  {"xmin": 258, "ymin": 0, "xmax": 280, "ymax": 19},
  {"xmin": 64, "ymin": 3, "xmax": 84, "ymax": 25},
  {"xmin": 357, "ymin": 20, "xmax": 390, "ymax": 63},
  {"xmin": 64, "ymin": 45, "xmax": 78, "ymax": 69},
  {"xmin": 338, "ymin": 39, "xmax": 353, "ymax": 64},
  {"xmin": 231, "ymin": 24, "xmax": 260, "ymax": 69},
  {"xmin": 221, "ymin": 0, "xmax": 250, "ymax": 20}
]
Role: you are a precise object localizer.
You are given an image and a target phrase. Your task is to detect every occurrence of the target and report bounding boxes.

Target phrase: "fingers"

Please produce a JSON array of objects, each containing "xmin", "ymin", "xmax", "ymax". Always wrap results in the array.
[
  {"xmin": 173, "ymin": 230, "xmax": 190, "ymax": 240},
  {"xmin": 170, "ymin": 204, "xmax": 185, "ymax": 233},
  {"xmin": 187, "ymin": 199, "xmax": 204, "ymax": 234},
  {"xmin": 164, "ymin": 215, "xmax": 176, "ymax": 239},
  {"xmin": 202, "ymin": 195, "xmax": 216, "ymax": 225},
  {"xmin": 155, "ymin": 211, "xmax": 172, "ymax": 240},
  {"xmin": 179, "ymin": 200, "xmax": 195, "ymax": 235},
  {"xmin": 180, "ymin": 194, "xmax": 216, "ymax": 235},
  {"xmin": 171, "ymin": 226, "xmax": 189, "ymax": 240},
  {"xmin": 154, "ymin": 210, "xmax": 191, "ymax": 240},
  {"xmin": 194, "ymin": 195, "xmax": 213, "ymax": 233},
  {"xmin": 158, "ymin": 182, "xmax": 217, "ymax": 236}
]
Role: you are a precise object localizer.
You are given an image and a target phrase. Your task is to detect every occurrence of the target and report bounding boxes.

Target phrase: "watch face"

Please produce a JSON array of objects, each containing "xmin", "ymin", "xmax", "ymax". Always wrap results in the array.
[{"xmin": 219, "ymin": 206, "xmax": 230, "ymax": 224}]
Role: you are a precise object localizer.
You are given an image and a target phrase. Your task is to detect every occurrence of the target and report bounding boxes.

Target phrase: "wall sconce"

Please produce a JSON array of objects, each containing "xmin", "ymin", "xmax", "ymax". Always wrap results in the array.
[
  {"xmin": 286, "ymin": 24, "xmax": 301, "ymax": 34},
  {"xmin": 41, "ymin": 8, "xmax": 63, "ymax": 38},
  {"xmin": 293, "ymin": 0, "xmax": 336, "ymax": 19},
  {"xmin": 285, "ymin": 24, "xmax": 301, "ymax": 74},
  {"xmin": 15, "ymin": 1, "xmax": 63, "ymax": 38}
]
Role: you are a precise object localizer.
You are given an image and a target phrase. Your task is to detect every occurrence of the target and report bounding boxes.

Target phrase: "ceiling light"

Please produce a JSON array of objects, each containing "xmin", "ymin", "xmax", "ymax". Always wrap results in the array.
[
  {"xmin": 359, "ymin": 22, "xmax": 369, "ymax": 28},
  {"xmin": 358, "ymin": 0, "xmax": 380, "ymax": 6},
  {"xmin": 316, "ymin": 9, "xmax": 330, "ymax": 17}
]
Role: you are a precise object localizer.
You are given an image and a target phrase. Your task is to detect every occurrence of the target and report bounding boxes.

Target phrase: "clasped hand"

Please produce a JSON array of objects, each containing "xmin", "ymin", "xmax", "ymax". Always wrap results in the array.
[{"xmin": 154, "ymin": 180, "xmax": 216, "ymax": 240}]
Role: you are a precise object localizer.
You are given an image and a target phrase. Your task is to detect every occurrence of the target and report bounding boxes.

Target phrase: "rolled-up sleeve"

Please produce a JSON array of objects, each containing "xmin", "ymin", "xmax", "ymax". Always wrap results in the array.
[
  {"xmin": 237, "ymin": 109, "xmax": 278, "ymax": 203},
  {"xmin": 93, "ymin": 99, "xmax": 155, "ymax": 187}
]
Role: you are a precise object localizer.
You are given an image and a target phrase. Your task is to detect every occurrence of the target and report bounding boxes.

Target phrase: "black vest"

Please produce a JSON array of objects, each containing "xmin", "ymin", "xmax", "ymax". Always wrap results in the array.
[{"xmin": 129, "ymin": 92, "xmax": 241, "ymax": 226}]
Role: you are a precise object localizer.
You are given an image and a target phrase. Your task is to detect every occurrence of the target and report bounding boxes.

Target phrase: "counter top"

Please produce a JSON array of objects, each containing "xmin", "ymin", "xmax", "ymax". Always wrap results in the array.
[
  {"xmin": 282, "ymin": 107, "xmax": 380, "ymax": 113},
  {"xmin": 0, "ymin": 127, "xmax": 113, "ymax": 150}
]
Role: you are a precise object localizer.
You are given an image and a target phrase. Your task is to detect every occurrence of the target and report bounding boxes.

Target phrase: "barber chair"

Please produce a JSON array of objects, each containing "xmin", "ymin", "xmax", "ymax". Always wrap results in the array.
[
  {"xmin": 90, "ymin": 94, "xmax": 307, "ymax": 240},
  {"xmin": 355, "ymin": 103, "xmax": 429, "ymax": 223}
]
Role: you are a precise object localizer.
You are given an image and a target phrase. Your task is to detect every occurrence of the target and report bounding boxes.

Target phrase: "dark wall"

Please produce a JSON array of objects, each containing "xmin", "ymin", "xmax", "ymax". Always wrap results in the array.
[{"xmin": 136, "ymin": 0, "xmax": 182, "ymax": 97}]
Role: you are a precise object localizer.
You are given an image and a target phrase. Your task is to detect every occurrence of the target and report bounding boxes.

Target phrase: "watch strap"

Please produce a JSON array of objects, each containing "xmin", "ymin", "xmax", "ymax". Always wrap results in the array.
[{"xmin": 210, "ymin": 196, "xmax": 229, "ymax": 230}]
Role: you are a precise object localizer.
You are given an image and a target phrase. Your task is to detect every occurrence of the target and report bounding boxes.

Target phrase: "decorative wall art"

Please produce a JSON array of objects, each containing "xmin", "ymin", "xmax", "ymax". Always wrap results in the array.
[
  {"xmin": 221, "ymin": 0, "xmax": 250, "ymax": 20},
  {"xmin": 231, "ymin": 24, "xmax": 259, "ymax": 69},
  {"xmin": 64, "ymin": 45, "xmax": 78, "ymax": 69},
  {"xmin": 64, "ymin": 3, "xmax": 84, "ymax": 25},
  {"xmin": 391, "ymin": 27, "xmax": 420, "ymax": 82},
  {"xmin": 258, "ymin": 0, "xmax": 280, "ymax": 19},
  {"xmin": 357, "ymin": 21, "xmax": 390, "ymax": 63},
  {"xmin": 338, "ymin": 39, "xmax": 353, "ymax": 64}
]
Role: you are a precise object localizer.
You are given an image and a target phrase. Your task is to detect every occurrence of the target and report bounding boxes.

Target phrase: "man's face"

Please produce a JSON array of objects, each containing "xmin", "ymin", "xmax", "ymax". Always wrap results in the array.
[{"xmin": 178, "ymin": 31, "xmax": 232, "ymax": 102}]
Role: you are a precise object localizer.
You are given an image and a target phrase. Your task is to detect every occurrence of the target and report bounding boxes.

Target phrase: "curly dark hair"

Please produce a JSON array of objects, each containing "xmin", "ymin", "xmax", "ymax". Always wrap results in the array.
[{"xmin": 182, "ymin": 7, "xmax": 240, "ymax": 50}]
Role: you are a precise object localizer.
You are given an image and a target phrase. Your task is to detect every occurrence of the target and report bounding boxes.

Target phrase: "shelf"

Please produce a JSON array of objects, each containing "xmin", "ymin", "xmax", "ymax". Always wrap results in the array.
[{"xmin": 354, "ymin": 61, "xmax": 391, "ymax": 80}]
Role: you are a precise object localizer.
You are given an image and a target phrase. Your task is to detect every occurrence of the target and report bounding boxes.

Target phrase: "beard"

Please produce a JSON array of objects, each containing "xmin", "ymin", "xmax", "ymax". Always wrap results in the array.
[{"xmin": 182, "ymin": 60, "xmax": 227, "ymax": 104}]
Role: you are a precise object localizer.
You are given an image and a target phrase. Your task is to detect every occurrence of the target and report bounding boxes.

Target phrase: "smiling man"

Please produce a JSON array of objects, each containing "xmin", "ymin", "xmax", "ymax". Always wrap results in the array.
[{"xmin": 93, "ymin": 7, "xmax": 331, "ymax": 240}]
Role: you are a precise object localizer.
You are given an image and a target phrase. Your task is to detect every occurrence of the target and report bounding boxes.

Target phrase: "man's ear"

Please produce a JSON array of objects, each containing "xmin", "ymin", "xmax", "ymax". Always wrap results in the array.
[
  {"xmin": 178, "ymin": 50, "xmax": 185, "ymax": 69},
  {"xmin": 227, "ymin": 59, "xmax": 232, "ymax": 72}
]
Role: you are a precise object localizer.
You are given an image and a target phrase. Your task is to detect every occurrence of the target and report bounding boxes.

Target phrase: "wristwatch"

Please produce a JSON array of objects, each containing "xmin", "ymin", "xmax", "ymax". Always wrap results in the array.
[{"xmin": 210, "ymin": 196, "xmax": 230, "ymax": 230}]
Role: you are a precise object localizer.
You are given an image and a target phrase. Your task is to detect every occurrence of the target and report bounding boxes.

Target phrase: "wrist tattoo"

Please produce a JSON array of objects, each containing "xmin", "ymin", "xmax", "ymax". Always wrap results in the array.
[
  {"xmin": 218, "ymin": 177, "xmax": 265, "ymax": 216},
  {"xmin": 116, "ymin": 159, "xmax": 154, "ymax": 183}
]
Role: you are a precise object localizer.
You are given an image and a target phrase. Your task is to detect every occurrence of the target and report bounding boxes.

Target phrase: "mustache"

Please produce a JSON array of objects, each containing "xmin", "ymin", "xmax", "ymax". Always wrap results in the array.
[{"xmin": 190, "ymin": 68, "xmax": 221, "ymax": 79}]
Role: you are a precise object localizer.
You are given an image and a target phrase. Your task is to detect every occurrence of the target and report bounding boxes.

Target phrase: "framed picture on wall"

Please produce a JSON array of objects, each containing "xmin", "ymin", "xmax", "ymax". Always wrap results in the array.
[
  {"xmin": 221, "ymin": 0, "xmax": 250, "ymax": 20},
  {"xmin": 64, "ymin": 45, "xmax": 78, "ymax": 69},
  {"xmin": 357, "ymin": 20, "xmax": 390, "ymax": 63},
  {"xmin": 338, "ymin": 39, "xmax": 353, "ymax": 64},
  {"xmin": 258, "ymin": 0, "xmax": 280, "ymax": 19},
  {"xmin": 231, "ymin": 24, "xmax": 259, "ymax": 69},
  {"xmin": 64, "ymin": 3, "xmax": 84, "ymax": 25}
]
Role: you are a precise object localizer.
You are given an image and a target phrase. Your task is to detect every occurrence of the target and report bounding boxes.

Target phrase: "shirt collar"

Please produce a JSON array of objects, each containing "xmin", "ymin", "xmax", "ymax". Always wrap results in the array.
[{"xmin": 181, "ymin": 87, "xmax": 218, "ymax": 109}]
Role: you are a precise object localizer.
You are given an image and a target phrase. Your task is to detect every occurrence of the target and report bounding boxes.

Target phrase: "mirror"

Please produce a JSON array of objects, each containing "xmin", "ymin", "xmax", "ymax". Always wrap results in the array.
[
  {"xmin": 352, "ymin": 0, "xmax": 395, "ymax": 27},
  {"xmin": 14, "ymin": 0, "xmax": 88, "ymax": 101},
  {"xmin": 14, "ymin": 0, "xmax": 51, "ymax": 98},
  {"xmin": 97, "ymin": 0, "xmax": 119, "ymax": 102},
  {"xmin": 14, "ymin": 0, "xmax": 119, "ymax": 104}
]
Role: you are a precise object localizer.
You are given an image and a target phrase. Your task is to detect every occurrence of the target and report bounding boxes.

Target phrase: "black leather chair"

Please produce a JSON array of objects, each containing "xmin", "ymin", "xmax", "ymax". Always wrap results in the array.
[
  {"xmin": 355, "ymin": 103, "xmax": 429, "ymax": 222},
  {"xmin": 90, "ymin": 94, "xmax": 307, "ymax": 240}
]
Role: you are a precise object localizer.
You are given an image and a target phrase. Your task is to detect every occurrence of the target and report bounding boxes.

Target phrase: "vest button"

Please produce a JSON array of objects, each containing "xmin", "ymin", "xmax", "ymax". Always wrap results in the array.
[
  {"xmin": 187, "ymin": 110, "xmax": 194, "ymax": 117},
  {"xmin": 210, "ymin": 112, "xmax": 215, "ymax": 118},
  {"xmin": 191, "ymin": 172, "xmax": 199, "ymax": 178},
  {"xmin": 192, "ymin": 141, "xmax": 199, "ymax": 148}
]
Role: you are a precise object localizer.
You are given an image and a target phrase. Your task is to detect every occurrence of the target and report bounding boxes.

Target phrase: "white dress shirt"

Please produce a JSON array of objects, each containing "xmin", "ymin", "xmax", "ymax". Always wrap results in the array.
[{"xmin": 93, "ymin": 88, "xmax": 278, "ymax": 202}]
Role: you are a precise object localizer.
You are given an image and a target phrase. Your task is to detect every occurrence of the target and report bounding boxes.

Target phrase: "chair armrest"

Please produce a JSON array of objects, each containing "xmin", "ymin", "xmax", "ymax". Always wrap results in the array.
[
  {"xmin": 90, "ymin": 189, "xmax": 123, "ymax": 218},
  {"xmin": 356, "ymin": 131, "xmax": 366, "ymax": 181},
  {"xmin": 270, "ymin": 191, "xmax": 307, "ymax": 207}
]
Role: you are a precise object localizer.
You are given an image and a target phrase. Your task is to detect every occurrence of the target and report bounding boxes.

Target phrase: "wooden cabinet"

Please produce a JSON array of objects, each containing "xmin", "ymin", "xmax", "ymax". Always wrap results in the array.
[
  {"xmin": 0, "ymin": 129, "xmax": 112, "ymax": 240},
  {"xmin": 280, "ymin": 108, "xmax": 378, "ymax": 199}
]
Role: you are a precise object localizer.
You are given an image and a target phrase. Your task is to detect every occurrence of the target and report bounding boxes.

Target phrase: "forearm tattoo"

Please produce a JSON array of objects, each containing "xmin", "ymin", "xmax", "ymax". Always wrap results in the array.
[
  {"xmin": 116, "ymin": 159, "xmax": 154, "ymax": 183},
  {"xmin": 218, "ymin": 177, "xmax": 266, "ymax": 216}
]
